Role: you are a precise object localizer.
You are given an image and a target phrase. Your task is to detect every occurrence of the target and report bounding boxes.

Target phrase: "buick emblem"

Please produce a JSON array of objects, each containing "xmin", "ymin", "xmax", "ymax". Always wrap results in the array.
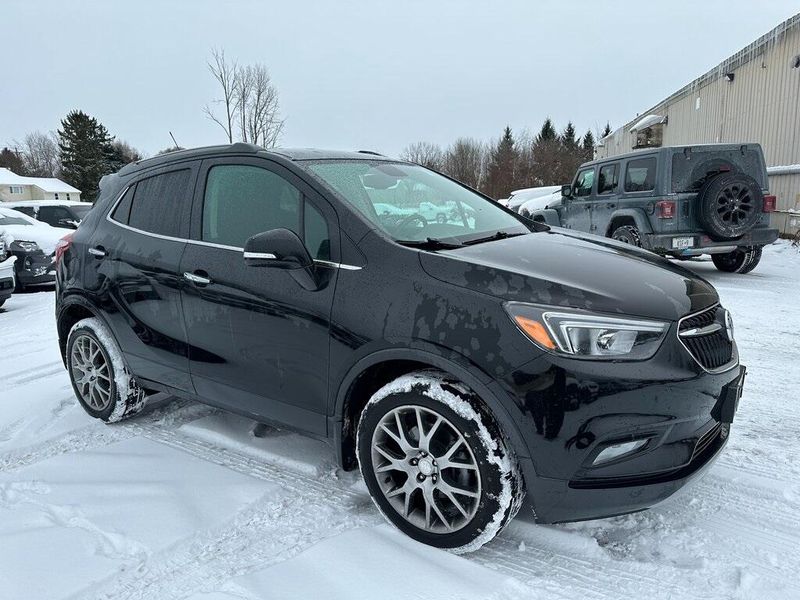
[{"xmin": 724, "ymin": 310, "xmax": 734, "ymax": 341}]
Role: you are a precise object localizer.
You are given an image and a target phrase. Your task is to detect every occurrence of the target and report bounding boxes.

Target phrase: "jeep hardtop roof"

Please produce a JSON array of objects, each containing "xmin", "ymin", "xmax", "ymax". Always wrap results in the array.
[{"xmin": 579, "ymin": 143, "xmax": 764, "ymax": 170}]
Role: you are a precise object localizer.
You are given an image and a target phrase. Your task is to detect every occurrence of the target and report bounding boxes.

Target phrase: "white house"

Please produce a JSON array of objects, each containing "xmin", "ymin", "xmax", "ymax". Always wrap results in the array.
[{"xmin": 0, "ymin": 168, "xmax": 82, "ymax": 203}]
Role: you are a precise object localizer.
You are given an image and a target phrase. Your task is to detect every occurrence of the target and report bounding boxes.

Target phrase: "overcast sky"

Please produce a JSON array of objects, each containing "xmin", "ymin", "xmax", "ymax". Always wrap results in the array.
[{"xmin": 2, "ymin": 1, "xmax": 798, "ymax": 158}]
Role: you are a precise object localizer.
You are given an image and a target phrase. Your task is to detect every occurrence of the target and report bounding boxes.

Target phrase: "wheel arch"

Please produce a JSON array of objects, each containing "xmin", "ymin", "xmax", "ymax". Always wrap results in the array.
[
  {"xmin": 331, "ymin": 347, "xmax": 531, "ymax": 473},
  {"xmin": 56, "ymin": 296, "xmax": 103, "ymax": 365},
  {"xmin": 605, "ymin": 208, "xmax": 653, "ymax": 237}
]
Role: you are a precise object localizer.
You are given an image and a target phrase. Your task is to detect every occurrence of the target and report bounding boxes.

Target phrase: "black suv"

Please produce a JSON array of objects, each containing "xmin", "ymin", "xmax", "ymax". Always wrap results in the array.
[
  {"xmin": 530, "ymin": 144, "xmax": 779, "ymax": 274},
  {"xmin": 55, "ymin": 144, "xmax": 745, "ymax": 552}
]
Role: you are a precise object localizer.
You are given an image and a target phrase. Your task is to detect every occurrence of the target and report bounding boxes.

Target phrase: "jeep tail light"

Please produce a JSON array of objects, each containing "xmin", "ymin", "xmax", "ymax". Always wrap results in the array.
[
  {"xmin": 54, "ymin": 232, "xmax": 74, "ymax": 266},
  {"xmin": 656, "ymin": 200, "xmax": 676, "ymax": 219},
  {"xmin": 763, "ymin": 195, "xmax": 776, "ymax": 213}
]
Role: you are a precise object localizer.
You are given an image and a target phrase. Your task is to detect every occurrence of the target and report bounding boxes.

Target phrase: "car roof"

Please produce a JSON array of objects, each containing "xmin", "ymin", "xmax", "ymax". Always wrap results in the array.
[
  {"xmin": 580, "ymin": 143, "xmax": 763, "ymax": 169},
  {"xmin": 116, "ymin": 144, "xmax": 396, "ymax": 178}
]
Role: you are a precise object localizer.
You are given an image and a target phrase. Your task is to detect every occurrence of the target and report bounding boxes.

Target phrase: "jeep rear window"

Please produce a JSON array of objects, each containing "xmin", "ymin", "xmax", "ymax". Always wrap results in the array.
[
  {"xmin": 671, "ymin": 148, "xmax": 765, "ymax": 193},
  {"xmin": 624, "ymin": 158, "xmax": 656, "ymax": 192}
]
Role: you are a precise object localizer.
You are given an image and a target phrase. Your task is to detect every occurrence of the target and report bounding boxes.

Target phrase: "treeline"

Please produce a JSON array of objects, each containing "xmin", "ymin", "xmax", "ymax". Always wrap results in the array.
[
  {"xmin": 401, "ymin": 120, "xmax": 612, "ymax": 199},
  {"xmin": 0, "ymin": 111, "xmax": 145, "ymax": 201}
]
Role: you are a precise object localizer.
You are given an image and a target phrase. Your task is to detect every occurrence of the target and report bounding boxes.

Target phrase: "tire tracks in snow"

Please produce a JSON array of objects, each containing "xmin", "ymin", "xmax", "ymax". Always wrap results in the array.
[
  {"xmin": 0, "ymin": 400, "xmax": 211, "ymax": 474},
  {"xmin": 70, "ymin": 426, "xmax": 380, "ymax": 600}
]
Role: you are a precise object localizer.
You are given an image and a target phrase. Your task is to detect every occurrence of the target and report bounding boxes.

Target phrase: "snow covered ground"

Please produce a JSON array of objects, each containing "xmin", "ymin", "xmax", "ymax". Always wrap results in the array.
[{"xmin": 0, "ymin": 242, "xmax": 799, "ymax": 600}]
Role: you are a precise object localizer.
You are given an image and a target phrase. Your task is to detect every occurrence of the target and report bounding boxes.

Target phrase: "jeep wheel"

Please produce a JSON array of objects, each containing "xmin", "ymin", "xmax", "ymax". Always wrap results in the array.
[
  {"xmin": 698, "ymin": 172, "xmax": 762, "ymax": 239},
  {"xmin": 357, "ymin": 371, "xmax": 524, "ymax": 553},
  {"xmin": 436, "ymin": 213, "xmax": 447, "ymax": 224},
  {"xmin": 711, "ymin": 246, "xmax": 763, "ymax": 274},
  {"xmin": 611, "ymin": 225, "xmax": 642, "ymax": 247}
]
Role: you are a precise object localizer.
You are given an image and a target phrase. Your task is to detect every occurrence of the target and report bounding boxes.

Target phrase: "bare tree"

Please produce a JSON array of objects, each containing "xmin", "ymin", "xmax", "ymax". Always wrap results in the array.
[
  {"xmin": 205, "ymin": 49, "xmax": 284, "ymax": 147},
  {"xmin": 442, "ymin": 138, "xmax": 486, "ymax": 190},
  {"xmin": 237, "ymin": 64, "xmax": 284, "ymax": 147},
  {"xmin": 17, "ymin": 131, "xmax": 60, "ymax": 177},
  {"xmin": 400, "ymin": 142, "xmax": 444, "ymax": 170},
  {"xmin": 204, "ymin": 48, "xmax": 239, "ymax": 143}
]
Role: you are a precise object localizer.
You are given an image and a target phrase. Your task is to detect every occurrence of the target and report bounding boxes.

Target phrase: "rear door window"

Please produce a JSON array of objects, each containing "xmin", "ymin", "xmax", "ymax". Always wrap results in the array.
[
  {"xmin": 597, "ymin": 164, "xmax": 619, "ymax": 194},
  {"xmin": 624, "ymin": 158, "xmax": 657, "ymax": 192},
  {"xmin": 127, "ymin": 169, "xmax": 192, "ymax": 237}
]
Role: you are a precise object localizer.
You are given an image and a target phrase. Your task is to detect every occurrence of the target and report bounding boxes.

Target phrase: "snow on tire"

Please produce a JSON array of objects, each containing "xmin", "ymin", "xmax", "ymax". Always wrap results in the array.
[
  {"xmin": 356, "ymin": 370, "xmax": 524, "ymax": 553},
  {"xmin": 66, "ymin": 317, "xmax": 147, "ymax": 422}
]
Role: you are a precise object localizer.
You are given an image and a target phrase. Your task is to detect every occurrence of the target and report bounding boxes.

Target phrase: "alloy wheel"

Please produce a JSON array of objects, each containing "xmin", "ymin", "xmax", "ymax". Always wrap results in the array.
[
  {"xmin": 70, "ymin": 334, "xmax": 112, "ymax": 411},
  {"xmin": 716, "ymin": 184, "xmax": 753, "ymax": 225},
  {"xmin": 370, "ymin": 405, "xmax": 481, "ymax": 533}
]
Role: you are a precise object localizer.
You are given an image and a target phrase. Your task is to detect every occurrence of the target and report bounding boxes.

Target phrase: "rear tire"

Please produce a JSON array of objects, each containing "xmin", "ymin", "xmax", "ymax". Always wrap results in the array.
[
  {"xmin": 611, "ymin": 225, "xmax": 642, "ymax": 247},
  {"xmin": 357, "ymin": 370, "xmax": 524, "ymax": 553},
  {"xmin": 711, "ymin": 246, "xmax": 762, "ymax": 274},
  {"xmin": 66, "ymin": 318, "xmax": 148, "ymax": 422}
]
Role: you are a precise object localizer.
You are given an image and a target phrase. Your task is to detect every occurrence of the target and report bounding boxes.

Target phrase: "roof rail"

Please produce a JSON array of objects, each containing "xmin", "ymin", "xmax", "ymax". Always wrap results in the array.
[{"xmin": 356, "ymin": 150, "xmax": 385, "ymax": 156}]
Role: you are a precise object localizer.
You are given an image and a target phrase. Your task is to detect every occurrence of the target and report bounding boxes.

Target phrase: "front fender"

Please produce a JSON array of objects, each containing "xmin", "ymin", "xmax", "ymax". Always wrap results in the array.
[{"xmin": 529, "ymin": 208, "xmax": 561, "ymax": 227}]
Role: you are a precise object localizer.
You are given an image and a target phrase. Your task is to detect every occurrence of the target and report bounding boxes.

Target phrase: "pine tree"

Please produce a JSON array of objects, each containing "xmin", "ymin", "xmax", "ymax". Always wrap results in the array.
[
  {"xmin": 58, "ymin": 110, "xmax": 116, "ymax": 201},
  {"xmin": 582, "ymin": 130, "xmax": 595, "ymax": 151},
  {"xmin": 0, "ymin": 147, "xmax": 28, "ymax": 175},
  {"xmin": 561, "ymin": 122, "xmax": 578, "ymax": 150},
  {"xmin": 602, "ymin": 122, "xmax": 612, "ymax": 138},
  {"xmin": 536, "ymin": 118, "xmax": 557, "ymax": 142},
  {"xmin": 486, "ymin": 126, "xmax": 518, "ymax": 199}
]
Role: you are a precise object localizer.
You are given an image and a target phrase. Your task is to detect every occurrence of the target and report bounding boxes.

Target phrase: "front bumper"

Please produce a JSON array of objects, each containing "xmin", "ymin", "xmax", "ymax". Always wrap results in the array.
[
  {"xmin": 645, "ymin": 227, "xmax": 779, "ymax": 255},
  {"xmin": 502, "ymin": 332, "xmax": 742, "ymax": 524},
  {"xmin": 12, "ymin": 250, "xmax": 56, "ymax": 287}
]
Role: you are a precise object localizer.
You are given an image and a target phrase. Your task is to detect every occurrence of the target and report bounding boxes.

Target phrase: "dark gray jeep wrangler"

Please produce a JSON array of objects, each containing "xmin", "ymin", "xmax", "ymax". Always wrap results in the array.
[{"xmin": 530, "ymin": 144, "xmax": 780, "ymax": 273}]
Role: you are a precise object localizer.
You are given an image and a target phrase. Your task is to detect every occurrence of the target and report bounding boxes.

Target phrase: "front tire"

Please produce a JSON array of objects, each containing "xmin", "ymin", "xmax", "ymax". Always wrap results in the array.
[
  {"xmin": 66, "ymin": 317, "xmax": 148, "ymax": 422},
  {"xmin": 711, "ymin": 246, "xmax": 762, "ymax": 274},
  {"xmin": 357, "ymin": 371, "xmax": 524, "ymax": 553}
]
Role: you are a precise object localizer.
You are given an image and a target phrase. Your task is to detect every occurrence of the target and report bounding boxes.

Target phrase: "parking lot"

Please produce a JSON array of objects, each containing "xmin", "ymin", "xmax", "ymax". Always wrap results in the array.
[{"xmin": 0, "ymin": 242, "xmax": 799, "ymax": 600}]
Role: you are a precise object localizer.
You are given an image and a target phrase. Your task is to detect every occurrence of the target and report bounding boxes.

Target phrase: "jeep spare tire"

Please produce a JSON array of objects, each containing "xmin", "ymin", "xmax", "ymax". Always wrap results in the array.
[{"xmin": 697, "ymin": 172, "xmax": 762, "ymax": 239}]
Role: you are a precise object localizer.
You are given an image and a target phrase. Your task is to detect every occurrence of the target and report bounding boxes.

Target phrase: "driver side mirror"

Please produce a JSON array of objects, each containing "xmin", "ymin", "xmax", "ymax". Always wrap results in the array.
[
  {"xmin": 243, "ymin": 228, "xmax": 313, "ymax": 270},
  {"xmin": 561, "ymin": 184, "xmax": 573, "ymax": 199},
  {"xmin": 243, "ymin": 228, "xmax": 319, "ymax": 290}
]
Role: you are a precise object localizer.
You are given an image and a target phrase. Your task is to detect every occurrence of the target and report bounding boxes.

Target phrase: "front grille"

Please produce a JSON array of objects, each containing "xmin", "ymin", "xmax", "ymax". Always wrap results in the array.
[{"xmin": 679, "ymin": 305, "xmax": 734, "ymax": 371}]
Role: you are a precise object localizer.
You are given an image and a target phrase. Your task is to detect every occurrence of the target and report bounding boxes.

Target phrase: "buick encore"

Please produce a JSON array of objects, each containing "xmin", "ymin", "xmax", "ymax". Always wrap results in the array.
[{"xmin": 55, "ymin": 144, "xmax": 744, "ymax": 552}]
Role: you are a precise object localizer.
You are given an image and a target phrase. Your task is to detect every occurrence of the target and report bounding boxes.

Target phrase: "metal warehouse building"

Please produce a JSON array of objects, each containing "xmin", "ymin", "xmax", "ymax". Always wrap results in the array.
[{"xmin": 597, "ymin": 12, "xmax": 800, "ymax": 234}]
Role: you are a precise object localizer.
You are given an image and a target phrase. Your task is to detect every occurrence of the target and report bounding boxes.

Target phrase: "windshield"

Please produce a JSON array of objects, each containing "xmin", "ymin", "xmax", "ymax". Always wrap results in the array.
[
  {"xmin": 0, "ymin": 215, "xmax": 32, "ymax": 226},
  {"xmin": 305, "ymin": 160, "xmax": 528, "ymax": 244}
]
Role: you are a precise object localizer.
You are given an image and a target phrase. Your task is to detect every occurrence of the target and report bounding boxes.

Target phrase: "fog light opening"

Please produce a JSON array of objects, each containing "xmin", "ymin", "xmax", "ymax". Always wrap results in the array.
[{"xmin": 592, "ymin": 439, "xmax": 649, "ymax": 466}]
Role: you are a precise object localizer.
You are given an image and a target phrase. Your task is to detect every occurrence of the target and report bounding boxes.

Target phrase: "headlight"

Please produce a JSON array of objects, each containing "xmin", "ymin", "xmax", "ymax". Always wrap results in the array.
[
  {"xmin": 505, "ymin": 302, "xmax": 669, "ymax": 360},
  {"xmin": 12, "ymin": 240, "xmax": 40, "ymax": 253}
]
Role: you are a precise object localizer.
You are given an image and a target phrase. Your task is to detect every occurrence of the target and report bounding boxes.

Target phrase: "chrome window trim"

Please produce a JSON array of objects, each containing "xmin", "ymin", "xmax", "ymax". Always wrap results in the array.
[
  {"xmin": 105, "ymin": 186, "xmax": 362, "ymax": 270},
  {"xmin": 676, "ymin": 303, "xmax": 738, "ymax": 374}
]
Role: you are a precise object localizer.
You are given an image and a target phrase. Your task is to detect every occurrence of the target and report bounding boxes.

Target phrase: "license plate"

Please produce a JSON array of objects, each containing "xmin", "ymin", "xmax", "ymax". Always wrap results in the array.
[
  {"xmin": 714, "ymin": 366, "xmax": 746, "ymax": 424},
  {"xmin": 672, "ymin": 236, "xmax": 694, "ymax": 249}
]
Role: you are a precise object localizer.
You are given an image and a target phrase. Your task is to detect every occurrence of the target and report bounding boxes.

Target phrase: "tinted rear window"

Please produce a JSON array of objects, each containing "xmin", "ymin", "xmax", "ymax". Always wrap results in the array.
[
  {"xmin": 624, "ymin": 158, "xmax": 656, "ymax": 192},
  {"xmin": 127, "ymin": 170, "xmax": 191, "ymax": 237},
  {"xmin": 111, "ymin": 186, "xmax": 136, "ymax": 224}
]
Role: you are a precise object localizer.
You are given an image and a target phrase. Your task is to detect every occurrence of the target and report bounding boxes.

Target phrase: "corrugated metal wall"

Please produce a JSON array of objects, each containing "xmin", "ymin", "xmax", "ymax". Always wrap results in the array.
[{"xmin": 598, "ymin": 13, "xmax": 800, "ymax": 218}]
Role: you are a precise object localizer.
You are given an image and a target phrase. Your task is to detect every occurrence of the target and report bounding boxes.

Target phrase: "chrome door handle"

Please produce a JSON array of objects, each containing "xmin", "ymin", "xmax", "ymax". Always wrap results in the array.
[
  {"xmin": 88, "ymin": 247, "xmax": 106, "ymax": 258},
  {"xmin": 183, "ymin": 272, "xmax": 211, "ymax": 285}
]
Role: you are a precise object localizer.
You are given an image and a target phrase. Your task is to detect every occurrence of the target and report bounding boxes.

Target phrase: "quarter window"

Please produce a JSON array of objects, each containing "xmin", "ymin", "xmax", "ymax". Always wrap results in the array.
[
  {"xmin": 624, "ymin": 158, "xmax": 657, "ymax": 192},
  {"xmin": 127, "ymin": 169, "xmax": 192, "ymax": 237},
  {"xmin": 573, "ymin": 168, "xmax": 595, "ymax": 197},
  {"xmin": 304, "ymin": 202, "xmax": 331, "ymax": 260},
  {"xmin": 597, "ymin": 164, "xmax": 619, "ymax": 194}
]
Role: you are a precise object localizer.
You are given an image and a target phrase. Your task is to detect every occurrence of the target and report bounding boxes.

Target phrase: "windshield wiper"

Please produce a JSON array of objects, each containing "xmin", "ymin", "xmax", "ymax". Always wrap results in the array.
[
  {"xmin": 396, "ymin": 237, "xmax": 463, "ymax": 250},
  {"xmin": 462, "ymin": 231, "xmax": 526, "ymax": 246}
]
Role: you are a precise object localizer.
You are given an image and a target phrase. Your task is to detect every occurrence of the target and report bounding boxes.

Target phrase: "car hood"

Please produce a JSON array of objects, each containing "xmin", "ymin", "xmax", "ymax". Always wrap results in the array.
[
  {"xmin": 418, "ymin": 229, "xmax": 718, "ymax": 321},
  {"xmin": 0, "ymin": 224, "xmax": 70, "ymax": 255}
]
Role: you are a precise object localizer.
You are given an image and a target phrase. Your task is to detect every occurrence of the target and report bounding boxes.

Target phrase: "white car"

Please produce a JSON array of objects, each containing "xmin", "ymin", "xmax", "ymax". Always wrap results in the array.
[
  {"xmin": 0, "ymin": 206, "xmax": 71, "ymax": 290},
  {"xmin": 505, "ymin": 186, "xmax": 562, "ymax": 212},
  {"xmin": 518, "ymin": 190, "xmax": 563, "ymax": 218},
  {"xmin": 4, "ymin": 199, "xmax": 92, "ymax": 229},
  {"xmin": 0, "ymin": 251, "xmax": 15, "ymax": 307}
]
